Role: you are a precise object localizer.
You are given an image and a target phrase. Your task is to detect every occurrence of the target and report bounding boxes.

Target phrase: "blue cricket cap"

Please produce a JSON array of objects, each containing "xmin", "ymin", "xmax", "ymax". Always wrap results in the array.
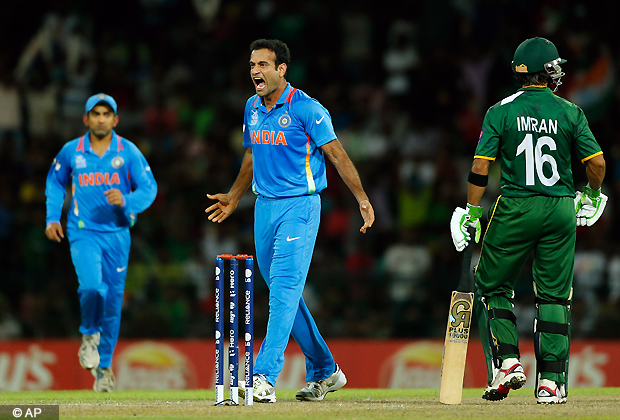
[{"xmin": 85, "ymin": 93, "xmax": 118, "ymax": 115}]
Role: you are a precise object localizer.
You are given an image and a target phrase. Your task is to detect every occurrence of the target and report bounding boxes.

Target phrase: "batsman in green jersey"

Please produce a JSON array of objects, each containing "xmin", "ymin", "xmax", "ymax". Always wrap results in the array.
[{"xmin": 449, "ymin": 37, "xmax": 606, "ymax": 404}]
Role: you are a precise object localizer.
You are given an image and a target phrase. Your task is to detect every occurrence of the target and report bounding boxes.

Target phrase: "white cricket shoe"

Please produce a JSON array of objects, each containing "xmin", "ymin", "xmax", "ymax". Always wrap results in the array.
[
  {"xmin": 78, "ymin": 333, "xmax": 100, "ymax": 370},
  {"xmin": 537, "ymin": 379, "xmax": 567, "ymax": 404},
  {"xmin": 93, "ymin": 367, "xmax": 115, "ymax": 392},
  {"xmin": 482, "ymin": 357, "xmax": 526, "ymax": 401},
  {"xmin": 296, "ymin": 363, "xmax": 347, "ymax": 401},
  {"xmin": 239, "ymin": 374, "xmax": 276, "ymax": 403}
]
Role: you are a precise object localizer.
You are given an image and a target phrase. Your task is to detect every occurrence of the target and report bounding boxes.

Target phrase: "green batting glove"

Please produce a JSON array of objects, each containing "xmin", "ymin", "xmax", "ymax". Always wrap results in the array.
[
  {"xmin": 466, "ymin": 203, "xmax": 482, "ymax": 243},
  {"xmin": 575, "ymin": 183, "xmax": 607, "ymax": 227}
]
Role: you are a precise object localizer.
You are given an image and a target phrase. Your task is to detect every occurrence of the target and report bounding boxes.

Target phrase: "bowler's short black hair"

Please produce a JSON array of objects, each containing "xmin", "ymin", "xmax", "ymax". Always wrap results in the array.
[{"xmin": 250, "ymin": 39, "xmax": 291, "ymax": 68}]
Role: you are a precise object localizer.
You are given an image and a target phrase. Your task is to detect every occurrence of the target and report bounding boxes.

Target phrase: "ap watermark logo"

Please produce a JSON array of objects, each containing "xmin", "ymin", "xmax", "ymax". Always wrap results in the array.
[{"xmin": 0, "ymin": 405, "xmax": 58, "ymax": 419}]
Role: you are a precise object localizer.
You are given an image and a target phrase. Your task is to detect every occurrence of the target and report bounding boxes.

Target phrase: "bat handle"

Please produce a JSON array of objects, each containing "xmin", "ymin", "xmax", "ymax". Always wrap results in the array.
[{"xmin": 457, "ymin": 226, "xmax": 476, "ymax": 293}]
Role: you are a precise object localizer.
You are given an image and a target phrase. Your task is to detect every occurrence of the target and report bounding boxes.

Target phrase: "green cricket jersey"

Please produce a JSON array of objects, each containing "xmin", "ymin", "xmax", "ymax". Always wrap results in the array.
[{"xmin": 474, "ymin": 86, "xmax": 602, "ymax": 197}]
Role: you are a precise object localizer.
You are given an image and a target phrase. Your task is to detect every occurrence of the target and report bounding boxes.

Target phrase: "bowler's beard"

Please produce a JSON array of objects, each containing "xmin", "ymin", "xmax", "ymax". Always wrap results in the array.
[
  {"xmin": 258, "ymin": 86, "xmax": 278, "ymax": 100},
  {"xmin": 91, "ymin": 128, "xmax": 111, "ymax": 139}
]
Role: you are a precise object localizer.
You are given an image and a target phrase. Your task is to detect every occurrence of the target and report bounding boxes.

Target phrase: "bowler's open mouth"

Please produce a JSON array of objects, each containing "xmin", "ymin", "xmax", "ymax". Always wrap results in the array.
[{"xmin": 254, "ymin": 77, "xmax": 265, "ymax": 90}]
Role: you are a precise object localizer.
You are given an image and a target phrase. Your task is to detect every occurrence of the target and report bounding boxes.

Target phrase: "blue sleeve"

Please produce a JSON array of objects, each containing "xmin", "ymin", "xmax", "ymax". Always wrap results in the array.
[
  {"xmin": 242, "ymin": 109, "xmax": 251, "ymax": 148},
  {"xmin": 123, "ymin": 143, "xmax": 157, "ymax": 221},
  {"xmin": 294, "ymin": 99, "xmax": 337, "ymax": 147},
  {"xmin": 242, "ymin": 97, "xmax": 254, "ymax": 148},
  {"xmin": 45, "ymin": 145, "xmax": 71, "ymax": 225}
]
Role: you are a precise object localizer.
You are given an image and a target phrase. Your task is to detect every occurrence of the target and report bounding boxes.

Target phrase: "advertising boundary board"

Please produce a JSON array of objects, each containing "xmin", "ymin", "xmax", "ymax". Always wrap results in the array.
[{"xmin": 0, "ymin": 339, "xmax": 617, "ymax": 390}]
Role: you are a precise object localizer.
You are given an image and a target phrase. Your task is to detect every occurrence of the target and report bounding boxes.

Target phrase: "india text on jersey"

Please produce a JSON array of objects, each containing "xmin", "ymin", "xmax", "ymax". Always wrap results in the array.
[
  {"xmin": 250, "ymin": 130, "xmax": 288, "ymax": 145},
  {"xmin": 78, "ymin": 172, "xmax": 121, "ymax": 186}
]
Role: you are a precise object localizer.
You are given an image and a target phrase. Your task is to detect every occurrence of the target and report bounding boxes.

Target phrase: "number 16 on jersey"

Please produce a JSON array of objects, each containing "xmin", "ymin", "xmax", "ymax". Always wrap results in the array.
[{"xmin": 516, "ymin": 133, "xmax": 560, "ymax": 187}]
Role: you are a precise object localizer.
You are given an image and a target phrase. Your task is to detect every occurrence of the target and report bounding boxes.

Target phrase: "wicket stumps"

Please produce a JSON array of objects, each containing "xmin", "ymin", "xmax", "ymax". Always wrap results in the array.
[{"xmin": 215, "ymin": 254, "xmax": 254, "ymax": 406}]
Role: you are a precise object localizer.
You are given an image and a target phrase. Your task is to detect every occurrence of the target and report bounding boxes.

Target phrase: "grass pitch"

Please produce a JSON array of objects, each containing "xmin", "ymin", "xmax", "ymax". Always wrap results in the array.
[{"xmin": 1, "ymin": 388, "xmax": 619, "ymax": 419}]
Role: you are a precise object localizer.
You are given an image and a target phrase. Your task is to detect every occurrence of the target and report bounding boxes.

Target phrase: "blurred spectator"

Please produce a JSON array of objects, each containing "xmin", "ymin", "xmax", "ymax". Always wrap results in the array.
[
  {"xmin": 607, "ymin": 252, "xmax": 620, "ymax": 304},
  {"xmin": 383, "ymin": 20, "xmax": 419, "ymax": 96},
  {"xmin": 0, "ymin": 62, "xmax": 24, "ymax": 158},
  {"xmin": 0, "ymin": 294, "xmax": 22, "ymax": 339},
  {"xmin": 573, "ymin": 239, "xmax": 606, "ymax": 336},
  {"xmin": 381, "ymin": 228, "xmax": 432, "ymax": 336}
]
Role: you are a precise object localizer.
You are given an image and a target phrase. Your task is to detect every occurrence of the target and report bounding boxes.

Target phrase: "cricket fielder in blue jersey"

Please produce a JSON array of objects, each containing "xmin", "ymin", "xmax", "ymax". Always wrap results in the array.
[
  {"xmin": 206, "ymin": 39, "xmax": 375, "ymax": 403},
  {"xmin": 45, "ymin": 93, "xmax": 157, "ymax": 392}
]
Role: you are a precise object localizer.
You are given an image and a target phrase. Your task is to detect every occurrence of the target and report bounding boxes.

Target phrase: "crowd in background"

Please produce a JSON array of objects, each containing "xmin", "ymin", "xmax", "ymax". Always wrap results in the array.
[{"xmin": 1, "ymin": 0, "xmax": 619, "ymax": 342}]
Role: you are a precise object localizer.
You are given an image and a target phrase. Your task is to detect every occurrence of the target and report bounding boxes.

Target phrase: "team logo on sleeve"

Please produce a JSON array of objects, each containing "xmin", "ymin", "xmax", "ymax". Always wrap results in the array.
[
  {"xmin": 478, "ymin": 129, "xmax": 485, "ymax": 143},
  {"xmin": 53, "ymin": 158, "xmax": 61, "ymax": 171},
  {"xmin": 75, "ymin": 155, "xmax": 87, "ymax": 169},
  {"xmin": 278, "ymin": 113, "xmax": 291, "ymax": 128},
  {"xmin": 111, "ymin": 156, "xmax": 125, "ymax": 169},
  {"xmin": 250, "ymin": 110, "xmax": 259, "ymax": 126}
]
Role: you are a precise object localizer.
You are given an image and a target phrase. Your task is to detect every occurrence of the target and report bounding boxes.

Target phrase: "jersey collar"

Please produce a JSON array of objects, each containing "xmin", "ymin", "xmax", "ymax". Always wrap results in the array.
[
  {"xmin": 77, "ymin": 130, "xmax": 123, "ymax": 154},
  {"xmin": 255, "ymin": 83, "xmax": 292, "ymax": 110},
  {"xmin": 518, "ymin": 86, "xmax": 552, "ymax": 93},
  {"xmin": 275, "ymin": 83, "xmax": 292, "ymax": 106}
]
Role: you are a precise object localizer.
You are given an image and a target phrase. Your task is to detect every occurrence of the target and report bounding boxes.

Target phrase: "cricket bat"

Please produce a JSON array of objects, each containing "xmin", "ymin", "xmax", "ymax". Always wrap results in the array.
[{"xmin": 439, "ymin": 227, "xmax": 476, "ymax": 404}]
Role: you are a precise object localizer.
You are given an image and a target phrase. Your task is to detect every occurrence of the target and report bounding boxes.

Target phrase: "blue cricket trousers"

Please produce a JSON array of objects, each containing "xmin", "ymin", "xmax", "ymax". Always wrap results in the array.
[
  {"xmin": 253, "ymin": 194, "xmax": 334, "ymax": 386},
  {"xmin": 68, "ymin": 228, "xmax": 130, "ymax": 369}
]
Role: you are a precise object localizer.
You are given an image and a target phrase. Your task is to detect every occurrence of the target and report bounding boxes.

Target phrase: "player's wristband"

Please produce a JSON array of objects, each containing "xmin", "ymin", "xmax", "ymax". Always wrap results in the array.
[{"xmin": 468, "ymin": 171, "xmax": 488, "ymax": 187}]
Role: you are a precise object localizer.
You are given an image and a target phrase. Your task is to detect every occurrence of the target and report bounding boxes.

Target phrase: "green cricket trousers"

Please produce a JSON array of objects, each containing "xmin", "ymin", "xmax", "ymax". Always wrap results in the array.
[{"xmin": 475, "ymin": 195, "xmax": 575, "ymax": 384}]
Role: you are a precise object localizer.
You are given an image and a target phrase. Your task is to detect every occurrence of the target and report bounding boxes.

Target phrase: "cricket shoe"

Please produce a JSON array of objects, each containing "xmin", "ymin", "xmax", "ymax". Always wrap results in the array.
[
  {"xmin": 482, "ymin": 358, "xmax": 526, "ymax": 401},
  {"xmin": 78, "ymin": 332, "xmax": 100, "ymax": 370},
  {"xmin": 239, "ymin": 374, "xmax": 276, "ymax": 403},
  {"xmin": 537, "ymin": 379, "xmax": 567, "ymax": 404},
  {"xmin": 93, "ymin": 367, "xmax": 115, "ymax": 392},
  {"xmin": 296, "ymin": 363, "xmax": 347, "ymax": 401}
]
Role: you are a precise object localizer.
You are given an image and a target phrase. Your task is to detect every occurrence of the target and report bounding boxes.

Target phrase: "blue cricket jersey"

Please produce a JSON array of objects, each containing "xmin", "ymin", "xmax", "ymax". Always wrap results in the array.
[
  {"xmin": 242, "ymin": 83, "xmax": 337, "ymax": 198},
  {"xmin": 45, "ymin": 131, "xmax": 158, "ymax": 232}
]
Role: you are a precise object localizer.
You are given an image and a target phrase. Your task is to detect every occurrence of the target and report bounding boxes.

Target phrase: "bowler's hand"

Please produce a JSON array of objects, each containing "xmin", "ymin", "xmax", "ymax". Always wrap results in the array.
[
  {"xmin": 45, "ymin": 222, "xmax": 64, "ymax": 242},
  {"xmin": 206, "ymin": 193, "xmax": 238, "ymax": 223},
  {"xmin": 359, "ymin": 199, "xmax": 375, "ymax": 233},
  {"xmin": 104, "ymin": 189, "xmax": 125, "ymax": 207}
]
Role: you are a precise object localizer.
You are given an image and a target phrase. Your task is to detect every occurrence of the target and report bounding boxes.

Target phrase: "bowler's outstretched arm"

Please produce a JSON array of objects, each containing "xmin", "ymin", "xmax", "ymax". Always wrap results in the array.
[
  {"xmin": 321, "ymin": 139, "xmax": 374, "ymax": 233},
  {"xmin": 206, "ymin": 149, "xmax": 254, "ymax": 223}
]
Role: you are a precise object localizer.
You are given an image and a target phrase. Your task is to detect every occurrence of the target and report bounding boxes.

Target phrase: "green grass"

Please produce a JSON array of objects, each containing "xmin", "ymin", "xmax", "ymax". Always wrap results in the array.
[{"xmin": 0, "ymin": 388, "xmax": 619, "ymax": 419}]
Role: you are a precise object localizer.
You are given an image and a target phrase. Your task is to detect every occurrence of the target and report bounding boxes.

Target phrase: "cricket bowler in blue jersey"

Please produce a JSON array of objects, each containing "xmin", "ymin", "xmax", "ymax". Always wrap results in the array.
[
  {"xmin": 45, "ymin": 93, "xmax": 157, "ymax": 392},
  {"xmin": 206, "ymin": 39, "xmax": 375, "ymax": 403}
]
